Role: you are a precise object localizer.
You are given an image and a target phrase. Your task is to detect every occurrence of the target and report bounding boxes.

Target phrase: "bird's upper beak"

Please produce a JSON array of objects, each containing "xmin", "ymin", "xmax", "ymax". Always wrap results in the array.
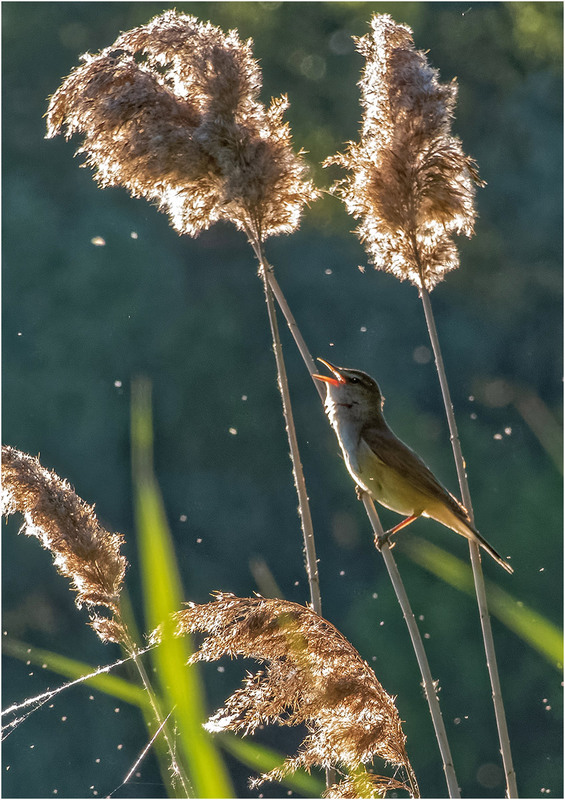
[{"xmin": 312, "ymin": 358, "xmax": 347, "ymax": 386}]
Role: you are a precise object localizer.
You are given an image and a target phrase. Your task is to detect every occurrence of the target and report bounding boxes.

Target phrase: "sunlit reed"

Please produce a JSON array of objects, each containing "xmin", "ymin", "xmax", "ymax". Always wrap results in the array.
[
  {"xmin": 153, "ymin": 592, "xmax": 419, "ymax": 797},
  {"xmin": 1, "ymin": 445, "xmax": 127, "ymax": 643},
  {"xmin": 328, "ymin": 13, "xmax": 483, "ymax": 290},
  {"xmin": 47, "ymin": 10, "xmax": 318, "ymax": 242}
]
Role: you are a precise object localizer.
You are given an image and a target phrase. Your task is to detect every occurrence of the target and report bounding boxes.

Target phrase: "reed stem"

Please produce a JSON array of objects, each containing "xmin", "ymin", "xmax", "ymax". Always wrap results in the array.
[
  {"xmin": 419, "ymin": 284, "xmax": 518, "ymax": 798},
  {"xmin": 119, "ymin": 620, "xmax": 193, "ymax": 797},
  {"xmin": 247, "ymin": 233, "xmax": 322, "ymax": 617},
  {"xmin": 270, "ymin": 271, "xmax": 460, "ymax": 798},
  {"xmin": 363, "ymin": 495, "xmax": 460, "ymax": 799},
  {"xmin": 247, "ymin": 233, "xmax": 335, "ymax": 788}
]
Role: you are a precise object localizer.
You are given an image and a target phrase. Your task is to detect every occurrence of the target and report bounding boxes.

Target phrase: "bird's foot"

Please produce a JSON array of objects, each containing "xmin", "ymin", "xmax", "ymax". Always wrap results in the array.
[
  {"xmin": 375, "ymin": 527, "xmax": 396, "ymax": 551},
  {"xmin": 355, "ymin": 485, "xmax": 365, "ymax": 501}
]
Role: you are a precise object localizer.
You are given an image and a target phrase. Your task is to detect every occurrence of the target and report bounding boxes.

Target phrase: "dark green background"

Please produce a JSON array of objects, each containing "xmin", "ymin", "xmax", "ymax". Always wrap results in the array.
[{"xmin": 3, "ymin": 2, "xmax": 562, "ymax": 798}]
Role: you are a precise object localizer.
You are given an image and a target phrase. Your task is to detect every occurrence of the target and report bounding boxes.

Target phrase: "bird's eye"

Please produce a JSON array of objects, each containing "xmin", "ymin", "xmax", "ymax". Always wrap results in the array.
[{"xmin": 349, "ymin": 377, "xmax": 360, "ymax": 384}]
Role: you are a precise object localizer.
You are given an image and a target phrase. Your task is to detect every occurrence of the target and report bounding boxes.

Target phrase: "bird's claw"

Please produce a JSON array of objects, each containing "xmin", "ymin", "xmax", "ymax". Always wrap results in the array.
[
  {"xmin": 375, "ymin": 527, "xmax": 396, "ymax": 551},
  {"xmin": 355, "ymin": 485, "xmax": 364, "ymax": 501}
]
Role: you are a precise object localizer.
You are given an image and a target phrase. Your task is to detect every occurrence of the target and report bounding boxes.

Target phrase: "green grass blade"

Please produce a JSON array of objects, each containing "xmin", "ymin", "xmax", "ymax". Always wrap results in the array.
[
  {"xmin": 3, "ymin": 638, "xmax": 148, "ymax": 708},
  {"xmin": 131, "ymin": 378, "xmax": 234, "ymax": 798},
  {"xmin": 404, "ymin": 537, "xmax": 563, "ymax": 669},
  {"xmin": 218, "ymin": 732, "xmax": 325, "ymax": 796}
]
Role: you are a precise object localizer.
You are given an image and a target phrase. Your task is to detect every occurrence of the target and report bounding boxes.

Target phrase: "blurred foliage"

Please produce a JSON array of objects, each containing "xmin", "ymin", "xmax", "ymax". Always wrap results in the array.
[
  {"xmin": 403, "ymin": 537, "xmax": 563, "ymax": 669},
  {"xmin": 2, "ymin": 2, "xmax": 562, "ymax": 799},
  {"xmin": 131, "ymin": 378, "xmax": 234, "ymax": 797}
]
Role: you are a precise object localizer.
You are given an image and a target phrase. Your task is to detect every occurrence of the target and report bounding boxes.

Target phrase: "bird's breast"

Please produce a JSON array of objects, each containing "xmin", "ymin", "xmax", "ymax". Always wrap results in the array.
[{"xmin": 354, "ymin": 439, "xmax": 427, "ymax": 516}]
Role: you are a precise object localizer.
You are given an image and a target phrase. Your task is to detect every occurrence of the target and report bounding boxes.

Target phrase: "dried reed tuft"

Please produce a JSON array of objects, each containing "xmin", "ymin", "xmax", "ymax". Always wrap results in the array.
[
  {"xmin": 324, "ymin": 771, "xmax": 410, "ymax": 798},
  {"xmin": 328, "ymin": 14, "xmax": 483, "ymax": 290},
  {"xmin": 154, "ymin": 592, "xmax": 418, "ymax": 796},
  {"xmin": 1, "ymin": 446, "xmax": 127, "ymax": 642},
  {"xmin": 46, "ymin": 10, "xmax": 318, "ymax": 241}
]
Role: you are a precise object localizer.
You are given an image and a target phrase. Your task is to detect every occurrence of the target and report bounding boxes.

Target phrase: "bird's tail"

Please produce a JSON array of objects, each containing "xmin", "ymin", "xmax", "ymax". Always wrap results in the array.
[
  {"xmin": 431, "ymin": 505, "xmax": 514, "ymax": 574},
  {"xmin": 467, "ymin": 524, "xmax": 514, "ymax": 574}
]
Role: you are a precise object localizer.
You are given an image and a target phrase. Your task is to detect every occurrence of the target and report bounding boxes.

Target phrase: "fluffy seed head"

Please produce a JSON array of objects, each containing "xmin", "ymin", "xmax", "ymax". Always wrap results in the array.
[
  {"xmin": 152, "ymin": 593, "xmax": 418, "ymax": 796},
  {"xmin": 328, "ymin": 14, "xmax": 483, "ymax": 290},
  {"xmin": 1, "ymin": 446, "xmax": 127, "ymax": 642},
  {"xmin": 46, "ymin": 11, "xmax": 318, "ymax": 241}
]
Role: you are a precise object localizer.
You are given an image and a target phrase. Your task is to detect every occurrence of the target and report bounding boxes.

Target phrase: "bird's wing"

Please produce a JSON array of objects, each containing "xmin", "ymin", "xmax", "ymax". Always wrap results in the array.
[{"xmin": 361, "ymin": 423, "xmax": 470, "ymax": 521}]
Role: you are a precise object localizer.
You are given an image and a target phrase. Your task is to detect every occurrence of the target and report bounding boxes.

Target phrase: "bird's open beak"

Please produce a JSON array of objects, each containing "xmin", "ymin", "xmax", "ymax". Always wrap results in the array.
[{"xmin": 312, "ymin": 358, "xmax": 347, "ymax": 386}]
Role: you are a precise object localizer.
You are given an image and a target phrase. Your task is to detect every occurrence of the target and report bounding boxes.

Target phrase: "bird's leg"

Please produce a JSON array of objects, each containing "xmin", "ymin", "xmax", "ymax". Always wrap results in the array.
[{"xmin": 376, "ymin": 514, "xmax": 419, "ymax": 550}]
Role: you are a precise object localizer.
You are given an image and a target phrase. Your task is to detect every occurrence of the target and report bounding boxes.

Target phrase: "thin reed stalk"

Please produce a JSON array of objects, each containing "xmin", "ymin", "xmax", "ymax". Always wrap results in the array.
[
  {"xmin": 119, "ymin": 625, "xmax": 194, "ymax": 797},
  {"xmin": 362, "ymin": 495, "xmax": 460, "ymax": 799},
  {"xmin": 420, "ymin": 285, "xmax": 518, "ymax": 798},
  {"xmin": 248, "ymin": 233, "xmax": 323, "ymax": 616},
  {"xmin": 246, "ymin": 231, "xmax": 332, "ymax": 788},
  {"xmin": 267, "ymin": 278, "xmax": 460, "ymax": 798}
]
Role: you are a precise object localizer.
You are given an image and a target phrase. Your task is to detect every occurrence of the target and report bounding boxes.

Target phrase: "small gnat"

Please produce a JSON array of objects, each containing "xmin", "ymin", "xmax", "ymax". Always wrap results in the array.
[
  {"xmin": 228, "ymin": 427, "xmax": 238, "ymax": 435},
  {"xmin": 179, "ymin": 514, "xmax": 187, "ymax": 522},
  {"xmin": 324, "ymin": 268, "xmax": 333, "ymax": 275},
  {"xmin": 493, "ymin": 433, "xmax": 503, "ymax": 440},
  {"xmin": 90, "ymin": 236, "xmax": 106, "ymax": 246},
  {"xmin": 241, "ymin": 395, "xmax": 248, "ymax": 401},
  {"xmin": 130, "ymin": 231, "xmax": 138, "ymax": 239},
  {"xmin": 504, "ymin": 427, "xmax": 512, "ymax": 435},
  {"xmin": 114, "ymin": 380, "xmax": 122, "ymax": 388},
  {"xmin": 360, "ymin": 325, "xmax": 367, "ymax": 333}
]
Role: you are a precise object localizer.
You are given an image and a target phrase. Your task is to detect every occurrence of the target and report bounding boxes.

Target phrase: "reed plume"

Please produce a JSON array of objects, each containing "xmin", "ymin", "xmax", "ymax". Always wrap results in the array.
[
  {"xmin": 153, "ymin": 592, "xmax": 418, "ymax": 797},
  {"xmin": 46, "ymin": 10, "xmax": 318, "ymax": 241},
  {"xmin": 328, "ymin": 13, "xmax": 483, "ymax": 290},
  {"xmin": 1, "ymin": 445, "xmax": 127, "ymax": 643},
  {"xmin": 324, "ymin": 772, "xmax": 409, "ymax": 798}
]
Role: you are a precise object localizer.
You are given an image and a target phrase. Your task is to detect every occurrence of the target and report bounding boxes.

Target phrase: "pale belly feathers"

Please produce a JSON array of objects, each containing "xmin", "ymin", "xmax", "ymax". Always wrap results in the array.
[{"xmin": 330, "ymin": 410, "xmax": 426, "ymax": 516}]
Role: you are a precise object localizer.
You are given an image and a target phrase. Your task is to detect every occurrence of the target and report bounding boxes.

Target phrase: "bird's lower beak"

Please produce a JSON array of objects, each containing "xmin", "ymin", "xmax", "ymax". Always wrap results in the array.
[{"xmin": 312, "ymin": 358, "xmax": 347, "ymax": 386}]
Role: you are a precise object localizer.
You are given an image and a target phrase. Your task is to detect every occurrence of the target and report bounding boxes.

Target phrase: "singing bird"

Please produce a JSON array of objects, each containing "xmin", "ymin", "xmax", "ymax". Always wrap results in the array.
[{"xmin": 313, "ymin": 358, "xmax": 513, "ymax": 574}]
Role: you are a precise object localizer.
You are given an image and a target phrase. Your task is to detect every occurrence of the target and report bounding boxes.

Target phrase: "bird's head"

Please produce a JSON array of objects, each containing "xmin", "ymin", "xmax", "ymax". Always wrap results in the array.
[{"xmin": 313, "ymin": 358, "xmax": 384, "ymax": 419}]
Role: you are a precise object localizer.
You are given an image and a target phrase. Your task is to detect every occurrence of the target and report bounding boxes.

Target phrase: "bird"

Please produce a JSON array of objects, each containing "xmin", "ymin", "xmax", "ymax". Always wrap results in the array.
[{"xmin": 313, "ymin": 358, "xmax": 513, "ymax": 574}]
